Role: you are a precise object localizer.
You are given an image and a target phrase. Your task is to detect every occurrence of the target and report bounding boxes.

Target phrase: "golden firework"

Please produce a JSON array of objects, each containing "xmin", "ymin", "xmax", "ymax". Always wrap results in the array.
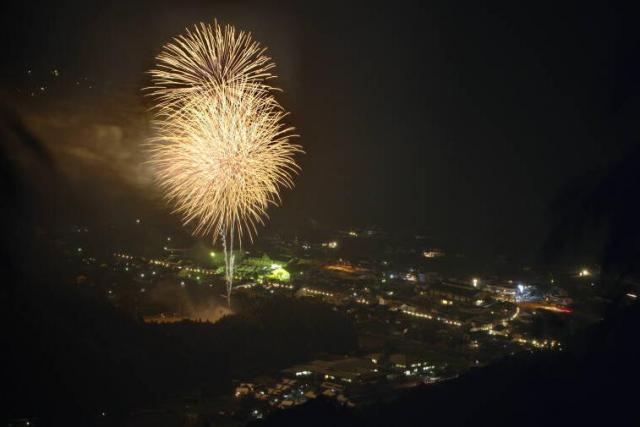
[
  {"xmin": 149, "ymin": 82, "xmax": 301, "ymax": 244},
  {"xmin": 148, "ymin": 21, "xmax": 275, "ymax": 115},
  {"xmin": 147, "ymin": 22, "xmax": 301, "ymax": 306}
]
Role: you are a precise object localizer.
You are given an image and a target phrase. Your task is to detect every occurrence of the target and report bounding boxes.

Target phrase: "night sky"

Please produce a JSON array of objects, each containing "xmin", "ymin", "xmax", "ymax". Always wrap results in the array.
[{"xmin": 1, "ymin": 1, "xmax": 638, "ymax": 259}]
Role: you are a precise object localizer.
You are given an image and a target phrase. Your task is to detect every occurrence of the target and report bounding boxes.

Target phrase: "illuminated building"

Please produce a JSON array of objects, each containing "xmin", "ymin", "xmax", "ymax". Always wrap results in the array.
[{"xmin": 421, "ymin": 281, "xmax": 488, "ymax": 305}]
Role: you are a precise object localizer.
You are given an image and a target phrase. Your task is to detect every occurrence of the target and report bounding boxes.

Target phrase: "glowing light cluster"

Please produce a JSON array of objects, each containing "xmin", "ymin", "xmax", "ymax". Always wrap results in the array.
[
  {"xmin": 301, "ymin": 287, "xmax": 334, "ymax": 297},
  {"xmin": 268, "ymin": 282, "xmax": 294, "ymax": 290},
  {"xmin": 322, "ymin": 241, "xmax": 338, "ymax": 249},
  {"xmin": 114, "ymin": 253, "xmax": 215, "ymax": 275},
  {"xmin": 401, "ymin": 309, "xmax": 463, "ymax": 327},
  {"xmin": 514, "ymin": 337, "xmax": 560, "ymax": 349}
]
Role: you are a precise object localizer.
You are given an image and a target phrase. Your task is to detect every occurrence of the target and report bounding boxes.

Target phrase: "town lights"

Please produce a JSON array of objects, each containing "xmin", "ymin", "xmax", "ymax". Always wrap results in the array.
[{"xmin": 579, "ymin": 269, "xmax": 590, "ymax": 277}]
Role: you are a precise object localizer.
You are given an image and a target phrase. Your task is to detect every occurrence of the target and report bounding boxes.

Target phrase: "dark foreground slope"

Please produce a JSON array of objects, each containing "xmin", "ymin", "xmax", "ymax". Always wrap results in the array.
[
  {"xmin": 254, "ymin": 299, "xmax": 640, "ymax": 427},
  {"xmin": 3, "ymin": 275, "xmax": 357, "ymax": 425}
]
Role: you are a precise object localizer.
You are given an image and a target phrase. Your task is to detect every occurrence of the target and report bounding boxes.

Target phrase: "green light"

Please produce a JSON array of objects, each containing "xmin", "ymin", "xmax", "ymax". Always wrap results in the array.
[
  {"xmin": 266, "ymin": 267, "xmax": 290, "ymax": 282},
  {"xmin": 210, "ymin": 251, "xmax": 216, "ymax": 257}
]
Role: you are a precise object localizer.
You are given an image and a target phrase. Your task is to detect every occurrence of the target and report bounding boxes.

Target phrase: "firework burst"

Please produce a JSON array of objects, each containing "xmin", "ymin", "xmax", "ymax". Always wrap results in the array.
[
  {"xmin": 147, "ymin": 22, "xmax": 301, "ymax": 306},
  {"xmin": 149, "ymin": 82, "xmax": 301, "ymax": 244},
  {"xmin": 148, "ymin": 21, "xmax": 276, "ymax": 115}
]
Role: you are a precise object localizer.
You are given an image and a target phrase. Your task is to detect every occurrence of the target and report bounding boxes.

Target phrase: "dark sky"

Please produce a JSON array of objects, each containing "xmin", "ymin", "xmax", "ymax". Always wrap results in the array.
[{"xmin": 1, "ymin": 0, "xmax": 639, "ymax": 259}]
